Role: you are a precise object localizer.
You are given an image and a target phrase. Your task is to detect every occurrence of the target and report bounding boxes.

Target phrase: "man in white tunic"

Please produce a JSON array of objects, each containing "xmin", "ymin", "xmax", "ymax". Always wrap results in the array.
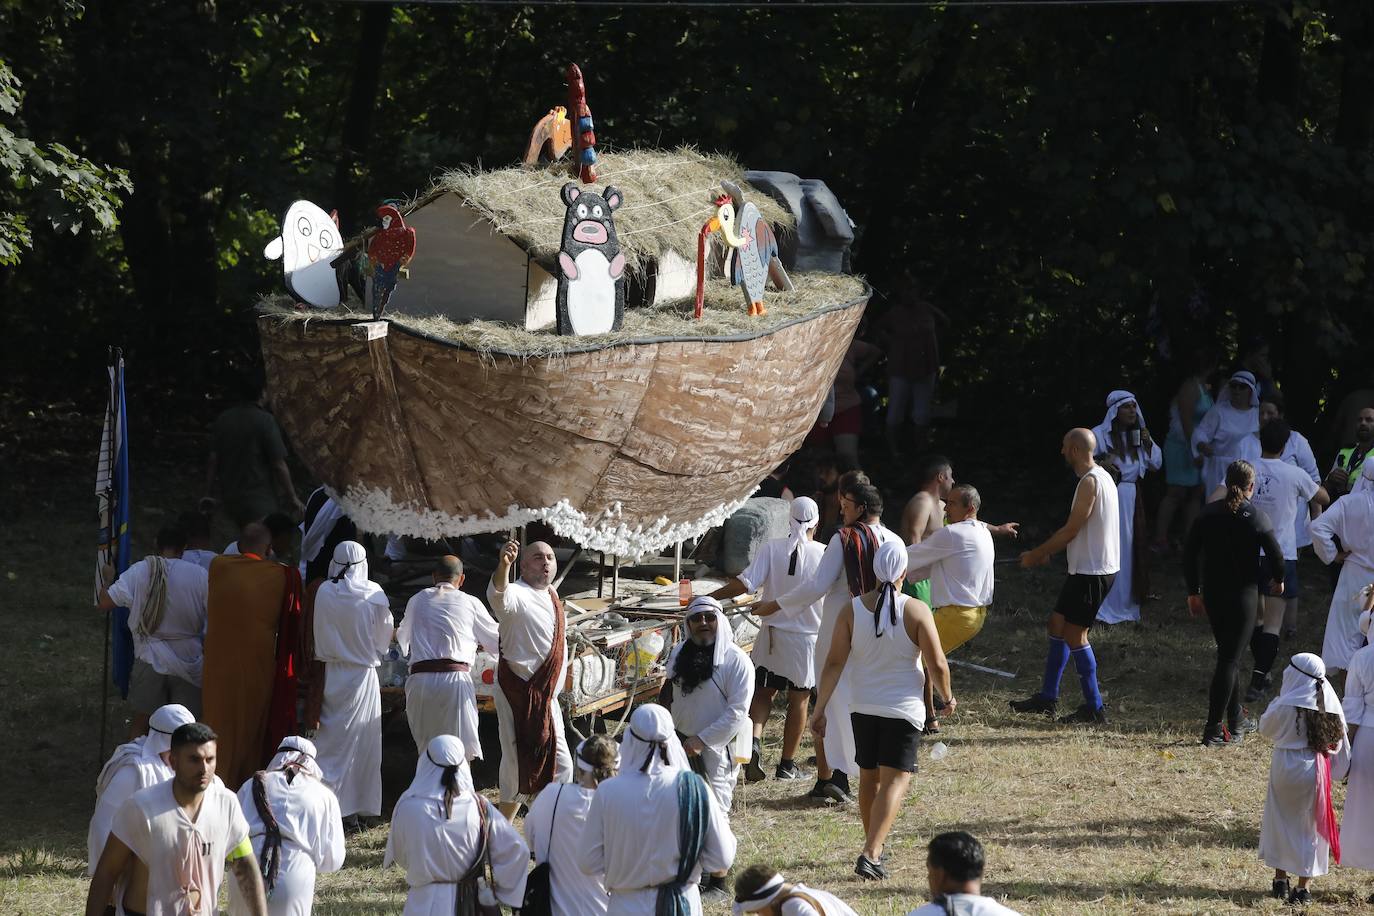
[
  {"xmin": 751, "ymin": 479, "xmax": 903, "ymax": 803},
  {"xmin": 310, "ymin": 541, "xmax": 394, "ymax": 822},
  {"xmin": 229, "ymin": 736, "xmax": 344, "ymax": 916},
  {"xmin": 487, "ymin": 540, "xmax": 571, "ymax": 818},
  {"xmin": 1193, "ymin": 370, "xmax": 1260, "ymax": 495},
  {"xmin": 1340, "ymin": 610, "xmax": 1374, "ymax": 878},
  {"xmin": 905, "ymin": 484, "xmax": 996, "ymax": 656},
  {"xmin": 579, "ymin": 704, "xmax": 737, "ymax": 915},
  {"xmin": 86, "ymin": 722, "xmax": 268, "ymax": 916},
  {"xmin": 384, "ymin": 735, "xmax": 529, "ymax": 914},
  {"xmin": 1311, "ymin": 458, "xmax": 1374, "ymax": 673},
  {"xmin": 397, "ymin": 555, "xmax": 499, "ymax": 758},
  {"xmin": 731, "ymin": 864, "xmax": 859, "ymax": 915},
  {"xmin": 710, "ymin": 497, "xmax": 824, "ymax": 783},
  {"xmin": 88, "ymin": 703, "xmax": 195, "ymax": 890},
  {"xmin": 665, "ymin": 596, "xmax": 754, "ymax": 818},
  {"xmin": 99, "ymin": 525, "xmax": 209, "ymax": 731}
]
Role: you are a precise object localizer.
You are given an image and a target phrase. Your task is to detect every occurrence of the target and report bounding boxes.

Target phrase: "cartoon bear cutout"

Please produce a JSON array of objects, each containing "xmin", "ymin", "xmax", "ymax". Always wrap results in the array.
[{"xmin": 556, "ymin": 183, "xmax": 625, "ymax": 335}]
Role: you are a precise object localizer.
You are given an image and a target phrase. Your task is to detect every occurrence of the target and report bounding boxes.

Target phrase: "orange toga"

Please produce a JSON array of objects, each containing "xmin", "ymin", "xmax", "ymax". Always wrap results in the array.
[{"xmin": 201, "ymin": 554, "xmax": 301, "ymax": 789}]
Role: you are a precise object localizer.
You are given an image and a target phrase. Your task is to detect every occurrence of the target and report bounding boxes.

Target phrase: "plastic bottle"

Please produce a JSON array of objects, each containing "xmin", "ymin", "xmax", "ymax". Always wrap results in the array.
[
  {"xmin": 628, "ymin": 629, "xmax": 665, "ymax": 678},
  {"xmin": 679, "ymin": 578, "xmax": 692, "ymax": 607},
  {"xmin": 929, "ymin": 741, "xmax": 949, "ymax": 761}
]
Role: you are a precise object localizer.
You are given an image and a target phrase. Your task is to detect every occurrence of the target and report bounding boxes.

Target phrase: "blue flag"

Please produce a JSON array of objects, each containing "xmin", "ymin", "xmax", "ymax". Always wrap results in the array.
[{"xmin": 97, "ymin": 351, "xmax": 133, "ymax": 697}]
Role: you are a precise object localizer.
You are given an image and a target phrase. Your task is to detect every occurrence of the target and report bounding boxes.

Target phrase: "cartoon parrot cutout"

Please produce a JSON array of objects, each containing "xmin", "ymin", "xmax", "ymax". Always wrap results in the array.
[
  {"xmin": 367, "ymin": 204, "xmax": 417, "ymax": 320},
  {"xmin": 263, "ymin": 200, "xmax": 344, "ymax": 308}
]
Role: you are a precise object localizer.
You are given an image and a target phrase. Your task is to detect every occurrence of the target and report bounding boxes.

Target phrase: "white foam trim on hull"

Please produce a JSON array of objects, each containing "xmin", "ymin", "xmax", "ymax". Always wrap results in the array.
[{"xmin": 334, "ymin": 484, "xmax": 758, "ymax": 559}]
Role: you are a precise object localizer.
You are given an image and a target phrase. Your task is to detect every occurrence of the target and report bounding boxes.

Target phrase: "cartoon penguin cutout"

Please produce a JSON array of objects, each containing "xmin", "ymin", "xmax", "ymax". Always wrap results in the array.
[
  {"xmin": 556, "ymin": 183, "xmax": 625, "ymax": 335},
  {"xmin": 263, "ymin": 200, "xmax": 344, "ymax": 308}
]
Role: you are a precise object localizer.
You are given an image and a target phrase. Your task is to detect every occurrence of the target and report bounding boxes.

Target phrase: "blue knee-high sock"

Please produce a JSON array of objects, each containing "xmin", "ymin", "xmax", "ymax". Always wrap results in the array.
[
  {"xmin": 1071, "ymin": 644, "xmax": 1103, "ymax": 711},
  {"xmin": 1040, "ymin": 637, "xmax": 1070, "ymax": 700}
]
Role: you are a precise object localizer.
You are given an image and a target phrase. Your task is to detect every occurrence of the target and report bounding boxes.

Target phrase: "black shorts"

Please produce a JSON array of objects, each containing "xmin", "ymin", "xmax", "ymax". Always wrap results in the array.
[
  {"xmin": 1258, "ymin": 558, "xmax": 1300, "ymax": 598},
  {"xmin": 851, "ymin": 712, "xmax": 920, "ymax": 773},
  {"xmin": 755, "ymin": 665, "xmax": 807, "ymax": 693},
  {"xmin": 1054, "ymin": 573, "xmax": 1117, "ymax": 628}
]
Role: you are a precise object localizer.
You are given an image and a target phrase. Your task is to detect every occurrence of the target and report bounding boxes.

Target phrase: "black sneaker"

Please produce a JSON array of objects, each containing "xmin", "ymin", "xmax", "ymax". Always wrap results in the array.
[
  {"xmin": 1058, "ymin": 703, "xmax": 1108, "ymax": 725},
  {"xmin": 1271, "ymin": 877, "xmax": 1290, "ymax": 899},
  {"xmin": 822, "ymin": 774, "xmax": 854, "ymax": 804},
  {"xmin": 1010, "ymin": 694, "xmax": 1057, "ymax": 715},
  {"xmin": 1202, "ymin": 725, "xmax": 1235, "ymax": 747},
  {"xmin": 744, "ymin": 742, "xmax": 767, "ymax": 783},
  {"xmin": 923, "ymin": 716, "xmax": 941, "ymax": 735},
  {"xmin": 806, "ymin": 778, "xmax": 829, "ymax": 800},
  {"xmin": 1245, "ymin": 673, "xmax": 1271, "ymax": 704},
  {"xmin": 775, "ymin": 759, "xmax": 804, "ymax": 780},
  {"xmin": 699, "ymin": 875, "xmax": 730, "ymax": 904},
  {"xmin": 1287, "ymin": 886, "xmax": 1311, "ymax": 905},
  {"xmin": 854, "ymin": 854, "xmax": 888, "ymax": 880},
  {"xmin": 1229, "ymin": 715, "xmax": 1257, "ymax": 739}
]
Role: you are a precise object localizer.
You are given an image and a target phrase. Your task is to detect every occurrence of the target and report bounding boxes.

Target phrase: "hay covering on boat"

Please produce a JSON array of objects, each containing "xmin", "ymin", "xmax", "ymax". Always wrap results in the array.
[
  {"xmin": 425, "ymin": 147, "xmax": 793, "ymax": 274},
  {"xmin": 258, "ymin": 271, "xmax": 867, "ymax": 358}
]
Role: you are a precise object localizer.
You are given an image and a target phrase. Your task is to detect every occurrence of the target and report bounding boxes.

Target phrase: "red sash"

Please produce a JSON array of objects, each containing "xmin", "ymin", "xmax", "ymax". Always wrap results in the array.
[
  {"xmin": 495, "ymin": 587, "xmax": 565, "ymax": 795},
  {"xmin": 838, "ymin": 523, "xmax": 880, "ymax": 597},
  {"xmin": 264, "ymin": 565, "xmax": 303, "ymax": 764},
  {"xmin": 1316, "ymin": 750, "xmax": 1341, "ymax": 864}
]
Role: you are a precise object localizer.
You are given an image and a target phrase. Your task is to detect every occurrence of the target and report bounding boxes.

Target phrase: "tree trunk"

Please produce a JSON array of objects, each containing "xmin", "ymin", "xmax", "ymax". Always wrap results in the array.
[{"xmin": 334, "ymin": 4, "xmax": 393, "ymax": 235}]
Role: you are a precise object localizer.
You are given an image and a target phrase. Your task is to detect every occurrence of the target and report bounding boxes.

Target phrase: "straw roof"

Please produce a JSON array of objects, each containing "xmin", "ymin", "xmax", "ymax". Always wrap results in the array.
[
  {"xmin": 423, "ymin": 147, "xmax": 793, "ymax": 274},
  {"xmin": 258, "ymin": 271, "xmax": 867, "ymax": 359}
]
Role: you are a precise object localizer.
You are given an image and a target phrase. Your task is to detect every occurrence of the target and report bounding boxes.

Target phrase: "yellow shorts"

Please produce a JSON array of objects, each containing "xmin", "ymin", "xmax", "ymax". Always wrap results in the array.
[{"xmin": 934, "ymin": 605, "xmax": 986, "ymax": 654}]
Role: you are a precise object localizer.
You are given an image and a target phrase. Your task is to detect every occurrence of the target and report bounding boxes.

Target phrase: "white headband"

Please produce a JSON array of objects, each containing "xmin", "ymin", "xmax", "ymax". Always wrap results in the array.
[{"xmin": 733, "ymin": 874, "xmax": 785, "ymax": 914}]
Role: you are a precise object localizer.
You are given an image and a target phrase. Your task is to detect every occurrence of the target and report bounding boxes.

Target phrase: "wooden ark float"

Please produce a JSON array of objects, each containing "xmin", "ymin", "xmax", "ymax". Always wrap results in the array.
[
  {"xmin": 258, "ymin": 278, "xmax": 867, "ymax": 556},
  {"xmin": 258, "ymin": 147, "xmax": 866, "ymax": 555}
]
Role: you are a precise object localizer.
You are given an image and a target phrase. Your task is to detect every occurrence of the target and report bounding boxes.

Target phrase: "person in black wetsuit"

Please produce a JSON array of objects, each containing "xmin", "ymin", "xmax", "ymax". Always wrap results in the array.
[{"xmin": 1184, "ymin": 459, "xmax": 1285, "ymax": 746}]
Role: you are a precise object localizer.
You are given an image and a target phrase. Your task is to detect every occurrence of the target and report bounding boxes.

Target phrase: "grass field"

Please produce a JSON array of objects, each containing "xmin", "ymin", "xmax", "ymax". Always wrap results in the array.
[{"xmin": 3, "ymin": 405, "xmax": 1371, "ymax": 914}]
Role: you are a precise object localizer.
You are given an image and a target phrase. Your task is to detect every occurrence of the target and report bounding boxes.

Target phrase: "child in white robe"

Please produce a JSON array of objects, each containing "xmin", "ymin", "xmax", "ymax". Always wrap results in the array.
[
  {"xmin": 1340, "ymin": 609, "xmax": 1374, "ymax": 895},
  {"xmin": 1258, "ymin": 652, "xmax": 1349, "ymax": 905},
  {"xmin": 524, "ymin": 736, "xmax": 619, "ymax": 916}
]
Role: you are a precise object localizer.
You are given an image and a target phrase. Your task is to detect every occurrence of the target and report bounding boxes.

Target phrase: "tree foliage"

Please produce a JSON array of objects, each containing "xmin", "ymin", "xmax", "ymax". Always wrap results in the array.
[{"xmin": 2, "ymin": 1, "xmax": 1372, "ymax": 441}]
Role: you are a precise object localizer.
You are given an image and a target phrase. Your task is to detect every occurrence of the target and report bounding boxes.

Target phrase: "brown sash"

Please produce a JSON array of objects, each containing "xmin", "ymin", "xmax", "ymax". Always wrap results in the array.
[
  {"xmin": 495, "ymin": 586, "xmax": 566, "ymax": 795},
  {"xmin": 409, "ymin": 658, "xmax": 471, "ymax": 675}
]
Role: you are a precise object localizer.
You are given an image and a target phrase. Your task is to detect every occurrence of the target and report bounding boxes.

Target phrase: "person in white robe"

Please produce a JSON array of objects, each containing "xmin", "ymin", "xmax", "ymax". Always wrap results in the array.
[
  {"xmin": 99, "ymin": 526, "xmax": 209, "ymax": 730},
  {"xmin": 1310, "ymin": 458, "xmax": 1374, "ymax": 672},
  {"xmin": 297, "ymin": 487, "xmax": 348, "ymax": 585},
  {"xmin": 86, "ymin": 722, "xmax": 267, "ymax": 916},
  {"xmin": 710, "ymin": 497, "xmax": 824, "ymax": 782},
  {"xmin": 487, "ymin": 540, "xmax": 572, "ymax": 818},
  {"xmin": 1340, "ymin": 610, "xmax": 1374, "ymax": 880},
  {"xmin": 731, "ymin": 864, "xmax": 860, "ymax": 915},
  {"xmin": 88, "ymin": 703, "xmax": 196, "ymax": 890},
  {"xmin": 397, "ymin": 555, "xmax": 499, "ymax": 758},
  {"xmin": 578, "ymin": 704, "xmax": 736, "ymax": 916},
  {"xmin": 229, "ymin": 736, "xmax": 344, "ymax": 916},
  {"xmin": 525, "ymin": 736, "xmax": 620, "ymax": 916},
  {"xmin": 1258, "ymin": 653, "xmax": 1350, "ymax": 904},
  {"xmin": 384, "ymin": 735, "xmax": 529, "ymax": 915},
  {"xmin": 1192, "ymin": 370, "xmax": 1260, "ymax": 495},
  {"xmin": 1091, "ymin": 391, "xmax": 1162, "ymax": 624},
  {"xmin": 666, "ymin": 596, "xmax": 754, "ymax": 819},
  {"xmin": 310, "ymin": 541, "xmax": 394, "ymax": 820},
  {"xmin": 750, "ymin": 481, "xmax": 903, "ymax": 802}
]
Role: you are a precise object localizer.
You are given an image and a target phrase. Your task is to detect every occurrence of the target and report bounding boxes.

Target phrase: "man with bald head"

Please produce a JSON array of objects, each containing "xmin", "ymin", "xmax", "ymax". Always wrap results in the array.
[
  {"xmin": 1011, "ymin": 428, "xmax": 1120, "ymax": 725},
  {"xmin": 202, "ymin": 521, "xmax": 304, "ymax": 787},
  {"xmin": 488, "ymin": 539, "xmax": 571, "ymax": 817},
  {"xmin": 398, "ymin": 555, "xmax": 500, "ymax": 757}
]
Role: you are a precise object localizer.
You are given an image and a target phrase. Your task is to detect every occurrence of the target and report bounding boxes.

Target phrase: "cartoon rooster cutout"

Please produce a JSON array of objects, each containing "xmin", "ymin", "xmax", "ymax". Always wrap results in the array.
[
  {"xmin": 695, "ymin": 179, "xmax": 793, "ymax": 318},
  {"xmin": 367, "ymin": 204, "xmax": 416, "ymax": 320}
]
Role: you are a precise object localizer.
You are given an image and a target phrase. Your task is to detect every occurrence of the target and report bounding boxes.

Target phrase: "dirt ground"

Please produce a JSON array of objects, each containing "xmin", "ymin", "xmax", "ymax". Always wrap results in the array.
[{"xmin": 2, "ymin": 402, "xmax": 1370, "ymax": 914}]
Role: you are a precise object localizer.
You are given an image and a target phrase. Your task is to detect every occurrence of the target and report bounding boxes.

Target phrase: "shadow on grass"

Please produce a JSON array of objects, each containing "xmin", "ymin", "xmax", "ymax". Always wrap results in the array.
[
  {"xmin": 953, "ymin": 812, "xmax": 1258, "ymax": 850},
  {"xmin": 993, "ymin": 877, "xmax": 1271, "ymax": 908}
]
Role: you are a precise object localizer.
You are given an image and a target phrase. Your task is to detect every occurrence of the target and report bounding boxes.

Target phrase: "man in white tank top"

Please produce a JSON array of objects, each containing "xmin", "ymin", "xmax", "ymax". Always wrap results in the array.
[
  {"xmin": 1011, "ymin": 428, "xmax": 1120, "ymax": 725},
  {"xmin": 811, "ymin": 541, "xmax": 954, "ymax": 881}
]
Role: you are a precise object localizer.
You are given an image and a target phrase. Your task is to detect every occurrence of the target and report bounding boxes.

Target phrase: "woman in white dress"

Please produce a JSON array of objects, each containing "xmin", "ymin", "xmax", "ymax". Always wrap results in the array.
[
  {"xmin": 525, "ymin": 736, "xmax": 620, "ymax": 916},
  {"xmin": 1258, "ymin": 653, "xmax": 1349, "ymax": 905},
  {"xmin": 1192, "ymin": 370, "xmax": 1259, "ymax": 495},
  {"xmin": 1092, "ymin": 390, "xmax": 1162, "ymax": 624}
]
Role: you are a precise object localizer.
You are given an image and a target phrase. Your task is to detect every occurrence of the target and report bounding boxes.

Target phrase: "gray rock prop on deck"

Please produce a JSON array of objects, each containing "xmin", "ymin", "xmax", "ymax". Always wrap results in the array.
[{"xmin": 719, "ymin": 497, "xmax": 791, "ymax": 576}]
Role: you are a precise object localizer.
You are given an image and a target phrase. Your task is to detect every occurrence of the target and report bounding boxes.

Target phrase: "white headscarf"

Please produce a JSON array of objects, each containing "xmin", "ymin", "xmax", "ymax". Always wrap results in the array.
[
  {"xmin": 785, "ymin": 497, "xmax": 820, "ymax": 569},
  {"xmin": 146, "ymin": 703, "xmax": 195, "ymax": 758},
  {"xmin": 669, "ymin": 595, "xmax": 736, "ymax": 668},
  {"xmin": 265, "ymin": 735, "xmax": 324, "ymax": 782},
  {"xmin": 733, "ymin": 872, "xmax": 786, "ymax": 914},
  {"xmin": 1229, "ymin": 370, "xmax": 1260, "ymax": 407},
  {"xmin": 869, "ymin": 540, "xmax": 909, "ymax": 637},
  {"xmin": 320, "ymin": 540, "xmax": 384, "ymax": 603},
  {"xmin": 1091, "ymin": 389, "xmax": 1145, "ymax": 457},
  {"xmin": 1272, "ymin": 652, "xmax": 1344, "ymax": 717},
  {"xmin": 619, "ymin": 704, "xmax": 689, "ymax": 776},
  {"xmin": 397, "ymin": 735, "xmax": 475, "ymax": 807}
]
